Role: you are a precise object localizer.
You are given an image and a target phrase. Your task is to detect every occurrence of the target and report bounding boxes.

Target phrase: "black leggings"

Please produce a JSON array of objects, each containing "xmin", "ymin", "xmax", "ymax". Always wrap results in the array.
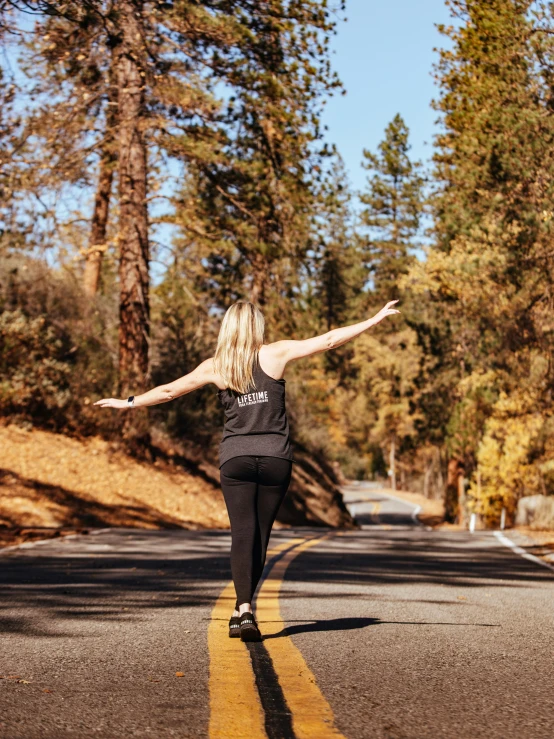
[{"xmin": 220, "ymin": 455, "xmax": 292, "ymax": 607}]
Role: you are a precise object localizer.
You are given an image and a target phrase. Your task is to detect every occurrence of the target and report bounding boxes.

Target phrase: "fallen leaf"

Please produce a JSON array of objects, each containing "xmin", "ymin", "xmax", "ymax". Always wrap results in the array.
[
  {"xmin": 8, "ymin": 676, "xmax": 21, "ymax": 679},
  {"xmin": 183, "ymin": 630, "xmax": 190, "ymax": 634},
  {"xmin": 17, "ymin": 679, "xmax": 31, "ymax": 684},
  {"xmin": 43, "ymin": 689, "xmax": 53, "ymax": 693},
  {"xmin": 175, "ymin": 671, "xmax": 184, "ymax": 677},
  {"xmin": 457, "ymin": 595, "xmax": 467, "ymax": 600}
]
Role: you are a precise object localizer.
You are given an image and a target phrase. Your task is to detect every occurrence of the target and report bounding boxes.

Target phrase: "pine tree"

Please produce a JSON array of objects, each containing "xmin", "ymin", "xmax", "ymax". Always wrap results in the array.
[
  {"xmin": 83, "ymin": 55, "xmax": 118, "ymax": 297},
  {"xmin": 16, "ymin": 8, "xmax": 120, "ymax": 295},
  {"xmin": 113, "ymin": 0, "xmax": 151, "ymax": 432},
  {"xmin": 357, "ymin": 115, "xmax": 425, "ymax": 489},
  {"xmin": 171, "ymin": 0, "xmax": 344, "ymax": 319},
  {"xmin": 315, "ymin": 156, "xmax": 362, "ymax": 333},
  {"xmin": 359, "ymin": 113, "xmax": 424, "ymax": 299},
  {"xmin": 0, "ymin": 62, "xmax": 24, "ymax": 252}
]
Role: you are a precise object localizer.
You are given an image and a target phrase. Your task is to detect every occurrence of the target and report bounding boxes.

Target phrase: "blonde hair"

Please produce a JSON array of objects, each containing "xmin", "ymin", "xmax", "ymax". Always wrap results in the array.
[{"xmin": 213, "ymin": 301, "xmax": 265, "ymax": 394}]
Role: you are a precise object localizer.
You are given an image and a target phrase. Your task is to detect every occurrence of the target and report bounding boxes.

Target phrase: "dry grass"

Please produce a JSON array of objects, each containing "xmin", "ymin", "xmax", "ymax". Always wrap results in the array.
[
  {"xmin": 513, "ymin": 526, "xmax": 554, "ymax": 551},
  {"xmin": 0, "ymin": 422, "xmax": 230, "ymax": 548}
]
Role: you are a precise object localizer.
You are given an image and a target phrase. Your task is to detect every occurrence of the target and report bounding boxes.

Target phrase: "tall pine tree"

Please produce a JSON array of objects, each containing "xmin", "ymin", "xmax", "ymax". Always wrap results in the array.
[
  {"xmin": 357, "ymin": 115, "xmax": 425, "ymax": 489},
  {"xmin": 359, "ymin": 113, "xmax": 424, "ymax": 299}
]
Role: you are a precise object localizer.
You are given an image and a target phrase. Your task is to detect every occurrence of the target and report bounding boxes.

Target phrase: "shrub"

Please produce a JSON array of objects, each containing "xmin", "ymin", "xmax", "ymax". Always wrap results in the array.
[
  {"xmin": 0, "ymin": 254, "xmax": 119, "ymax": 436},
  {"xmin": 0, "ymin": 309, "xmax": 73, "ymax": 426}
]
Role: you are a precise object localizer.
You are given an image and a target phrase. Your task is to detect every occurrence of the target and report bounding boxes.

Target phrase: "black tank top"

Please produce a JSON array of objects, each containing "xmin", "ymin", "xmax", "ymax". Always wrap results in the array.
[{"xmin": 217, "ymin": 355, "xmax": 294, "ymax": 468}]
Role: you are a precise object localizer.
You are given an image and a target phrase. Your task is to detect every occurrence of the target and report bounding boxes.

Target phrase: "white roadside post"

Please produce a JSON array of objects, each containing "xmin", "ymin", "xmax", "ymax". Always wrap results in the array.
[
  {"xmin": 500, "ymin": 507, "xmax": 506, "ymax": 531},
  {"xmin": 469, "ymin": 469, "xmax": 482, "ymax": 534}
]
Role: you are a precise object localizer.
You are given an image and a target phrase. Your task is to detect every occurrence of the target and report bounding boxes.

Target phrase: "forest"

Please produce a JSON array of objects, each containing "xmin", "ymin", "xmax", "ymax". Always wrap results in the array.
[{"xmin": 1, "ymin": 0, "xmax": 553, "ymax": 527}]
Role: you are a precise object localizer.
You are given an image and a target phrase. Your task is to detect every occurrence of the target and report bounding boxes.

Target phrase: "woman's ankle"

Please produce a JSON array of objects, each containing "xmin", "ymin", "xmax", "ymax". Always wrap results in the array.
[{"xmin": 238, "ymin": 602, "xmax": 253, "ymax": 616}]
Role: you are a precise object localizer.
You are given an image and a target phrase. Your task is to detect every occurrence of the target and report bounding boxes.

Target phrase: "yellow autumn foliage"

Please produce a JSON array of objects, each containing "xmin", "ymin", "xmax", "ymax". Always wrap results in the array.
[{"xmin": 471, "ymin": 391, "xmax": 544, "ymax": 525}]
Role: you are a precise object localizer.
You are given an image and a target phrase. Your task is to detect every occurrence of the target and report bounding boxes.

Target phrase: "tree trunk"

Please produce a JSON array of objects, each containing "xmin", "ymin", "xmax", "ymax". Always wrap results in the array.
[
  {"xmin": 250, "ymin": 254, "xmax": 267, "ymax": 306},
  {"xmin": 445, "ymin": 457, "xmax": 463, "ymax": 523},
  {"xmin": 423, "ymin": 457, "xmax": 432, "ymax": 498},
  {"xmin": 389, "ymin": 436, "xmax": 396, "ymax": 491},
  {"xmin": 83, "ymin": 59, "xmax": 118, "ymax": 297},
  {"xmin": 457, "ymin": 473, "xmax": 467, "ymax": 527},
  {"xmin": 115, "ymin": 0, "xmax": 151, "ymax": 451}
]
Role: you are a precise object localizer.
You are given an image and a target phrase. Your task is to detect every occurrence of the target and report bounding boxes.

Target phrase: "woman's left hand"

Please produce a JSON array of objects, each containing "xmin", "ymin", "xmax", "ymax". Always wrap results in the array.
[{"xmin": 93, "ymin": 398, "xmax": 128, "ymax": 409}]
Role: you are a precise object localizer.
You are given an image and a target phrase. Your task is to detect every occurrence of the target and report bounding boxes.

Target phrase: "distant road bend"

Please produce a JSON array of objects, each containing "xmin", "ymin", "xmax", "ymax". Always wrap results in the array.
[{"xmin": 1, "ymin": 482, "xmax": 553, "ymax": 738}]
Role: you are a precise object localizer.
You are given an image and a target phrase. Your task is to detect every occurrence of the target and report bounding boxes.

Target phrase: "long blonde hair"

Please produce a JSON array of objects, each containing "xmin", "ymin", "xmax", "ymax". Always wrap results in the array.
[{"xmin": 213, "ymin": 301, "xmax": 265, "ymax": 394}]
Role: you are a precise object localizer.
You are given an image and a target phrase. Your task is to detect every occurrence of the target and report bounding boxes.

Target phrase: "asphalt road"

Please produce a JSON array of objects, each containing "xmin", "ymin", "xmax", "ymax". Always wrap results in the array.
[{"xmin": 1, "ymin": 483, "xmax": 553, "ymax": 739}]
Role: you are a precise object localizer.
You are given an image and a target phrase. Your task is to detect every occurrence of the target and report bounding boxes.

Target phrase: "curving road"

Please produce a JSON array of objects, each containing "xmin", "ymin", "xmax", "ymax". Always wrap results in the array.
[{"xmin": 1, "ymin": 482, "xmax": 553, "ymax": 738}]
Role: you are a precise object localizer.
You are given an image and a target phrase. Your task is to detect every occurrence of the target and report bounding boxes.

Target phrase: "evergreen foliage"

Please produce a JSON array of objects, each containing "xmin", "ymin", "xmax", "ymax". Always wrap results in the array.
[
  {"xmin": 407, "ymin": 0, "xmax": 554, "ymax": 522},
  {"xmin": 360, "ymin": 113, "xmax": 424, "ymax": 298}
]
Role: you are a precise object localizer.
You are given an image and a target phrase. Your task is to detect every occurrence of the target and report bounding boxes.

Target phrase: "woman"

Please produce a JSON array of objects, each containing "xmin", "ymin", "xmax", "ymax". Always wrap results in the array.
[{"xmin": 94, "ymin": 299, "xmax": 400, "ymax": 641}]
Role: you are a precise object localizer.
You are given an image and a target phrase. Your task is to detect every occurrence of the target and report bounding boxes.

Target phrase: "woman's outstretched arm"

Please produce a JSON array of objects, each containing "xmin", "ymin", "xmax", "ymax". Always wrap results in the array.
[
  {"xmin": 270, "ymin": 300, "xmax": 400, "ymax": 366},
  {"xmin": 93, "ymin": 358, "xmax": 216, "ymax": 410}
]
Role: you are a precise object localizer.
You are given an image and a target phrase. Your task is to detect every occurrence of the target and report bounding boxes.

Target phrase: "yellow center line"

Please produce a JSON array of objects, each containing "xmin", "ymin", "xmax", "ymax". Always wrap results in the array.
[
  {"xmin": 207, "ymin": 536, "xmax": 303, "ymax": 739},
  {"xmin": 208, "ymin": 577, "xmax": 266, "ymax": 738},
  {"xmin": 256, "ymin": 534, "xmax": 348, "ymax": 739}
]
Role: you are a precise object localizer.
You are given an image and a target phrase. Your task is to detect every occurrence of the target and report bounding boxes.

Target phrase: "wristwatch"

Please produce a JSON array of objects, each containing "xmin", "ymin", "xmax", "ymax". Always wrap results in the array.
[{"xmin": 127, "ymin": 395, "xmax": 135, "ymax": 408}]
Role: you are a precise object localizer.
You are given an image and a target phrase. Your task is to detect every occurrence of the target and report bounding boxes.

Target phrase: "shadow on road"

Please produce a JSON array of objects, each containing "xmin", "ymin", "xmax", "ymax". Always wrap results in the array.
[
  {"xmin": 262, "ymin": 616, "xmax": 500, "ymax": 640},
  {"xmin": 284, "ymin": 530, "xmax": 554, "ymax": 592},
  {"xmin": 263, "ymin": 616, "xmax": 378, "ymax": 639},
  {"xmin": 0, "ymin": 528, "xmax": 550, "ymax": 637}
]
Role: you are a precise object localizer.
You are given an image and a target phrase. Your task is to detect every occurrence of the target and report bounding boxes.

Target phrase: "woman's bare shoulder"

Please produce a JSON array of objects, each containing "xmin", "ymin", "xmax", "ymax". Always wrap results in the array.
[
  {"xmin": 258, "ymin": 343, "xmax": 288, "ymax": 380},
  {"xmin": 260, "ymin": 340, "xmax": 293, "ymax": 356},
  {"xmin": 199, "ymin": 357, "xmax": 226, "ymax": 390}
]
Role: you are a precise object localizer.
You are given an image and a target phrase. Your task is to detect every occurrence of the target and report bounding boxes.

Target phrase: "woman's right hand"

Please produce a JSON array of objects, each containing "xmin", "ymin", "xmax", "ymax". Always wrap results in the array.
[{"xmin": 372, "ymin": 300, "xmax": 401, "ymax": 325}]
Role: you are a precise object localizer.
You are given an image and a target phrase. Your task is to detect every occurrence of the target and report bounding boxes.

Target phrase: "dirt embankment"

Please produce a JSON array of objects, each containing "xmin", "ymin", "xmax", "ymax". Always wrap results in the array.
[
  {"xmin": 0, "ymin": 423, "xmax": 352, "ymax": 549},
  {"xmin": 280, "ymin": 445, "xmax": 353, "ymax": 528}
]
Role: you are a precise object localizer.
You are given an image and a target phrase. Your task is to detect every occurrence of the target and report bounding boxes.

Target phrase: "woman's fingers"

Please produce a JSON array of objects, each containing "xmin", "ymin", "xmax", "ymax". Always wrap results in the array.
[{"xmin": 94, "ymin": 398, "xmax": 128, "ymax": 409}]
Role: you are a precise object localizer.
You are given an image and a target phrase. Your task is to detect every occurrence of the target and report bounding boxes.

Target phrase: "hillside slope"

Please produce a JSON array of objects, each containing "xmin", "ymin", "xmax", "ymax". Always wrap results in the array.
[{"xmin": 0, "ymin": 423, "xmax": 353, "ymax": 547}]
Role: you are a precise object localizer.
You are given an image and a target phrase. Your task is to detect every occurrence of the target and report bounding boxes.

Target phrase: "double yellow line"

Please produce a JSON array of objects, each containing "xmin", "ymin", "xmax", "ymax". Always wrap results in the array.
[{"xmin": 208, "ymin": 535, "xmax": 346, "ymax": 739}]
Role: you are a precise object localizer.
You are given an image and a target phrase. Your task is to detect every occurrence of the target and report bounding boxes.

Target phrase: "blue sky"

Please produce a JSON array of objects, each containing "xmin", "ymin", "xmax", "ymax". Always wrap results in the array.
[{"xmin": 321, "ymin": 0, "xmax": 452, "ymax": 195}]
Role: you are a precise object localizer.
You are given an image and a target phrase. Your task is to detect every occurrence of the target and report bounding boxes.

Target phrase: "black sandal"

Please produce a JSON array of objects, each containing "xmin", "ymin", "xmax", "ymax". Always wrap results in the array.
[
  {"xmin": 228, "ymin": 615, "xmax": 241, "ymax": 638},
  {"xmin": 239, "ymin": 612, "xmax": 261, "ymax": 642}
]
